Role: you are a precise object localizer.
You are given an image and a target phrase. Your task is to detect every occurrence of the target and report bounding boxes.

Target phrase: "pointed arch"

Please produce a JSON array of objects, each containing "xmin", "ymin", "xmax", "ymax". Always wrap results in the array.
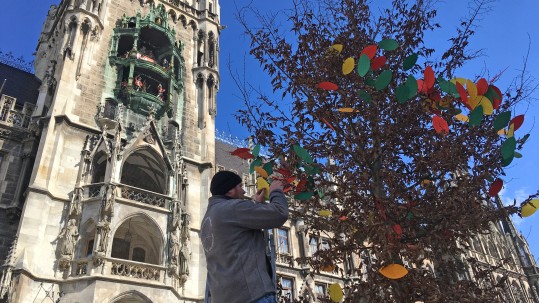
[
  {"xmin": 208, "ymin": 31, "xmax": 216, "ymax": 68},
  {"xmin": 120, "ymin": 146, "xmax": 168, "ymax": 194},
  {"xmin": 80, "ymin": 218, "xmax": 97, "ymax": 257},
  {"xmin": 91, "ymin": 150, "xmax": 108, "ymax": 184},
  {"xmin": 111, "ymin": 213, "xmax": 164, "ymax": 265},
  {"xmin": 110, "ymin": 290, "xmax": 153, "ymax": 303}
]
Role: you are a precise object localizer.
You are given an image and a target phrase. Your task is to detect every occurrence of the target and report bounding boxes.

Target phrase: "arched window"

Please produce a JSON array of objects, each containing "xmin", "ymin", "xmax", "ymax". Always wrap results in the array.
[
  {"xmin": 91, "ymin": 151, "xmax": 107, "ymax": 183},
  {"xmin": 208, "ymin": 32, "xmax": 216, "ymax": 68},
  {"xmin": 111, "ymin": 216, "xmax": 162, "ymax": 265},
  {"xmin": 120, "ymin": 148, "xmax": 167, "ymax": 194},
  {"xmin": 207, "ymin": 75, "xmax": 215, "ymax": 115},
  {"xmin": 111, "ymin": 290, "xmax": 153, "ymax": 303},
  {"xmin": 196, "ymin": 31, "xmax": 205, "ymax": 66}
]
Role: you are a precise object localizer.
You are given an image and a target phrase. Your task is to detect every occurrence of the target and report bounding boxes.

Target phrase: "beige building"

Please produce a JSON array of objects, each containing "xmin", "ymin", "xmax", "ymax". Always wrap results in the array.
[{"xmin": 0, "ymin": 0, "xmax": 538, "ymax": 302}]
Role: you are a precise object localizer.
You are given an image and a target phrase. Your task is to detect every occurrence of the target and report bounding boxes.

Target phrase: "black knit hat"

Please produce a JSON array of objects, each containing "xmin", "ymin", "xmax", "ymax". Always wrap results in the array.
[{"xmin": 210, "ymin": 171, "xmax": 243, "ymax": 195}]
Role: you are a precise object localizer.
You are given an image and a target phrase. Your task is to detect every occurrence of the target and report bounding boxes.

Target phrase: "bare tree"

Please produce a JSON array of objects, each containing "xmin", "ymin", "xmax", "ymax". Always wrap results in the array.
[{"xmin": 233, "ymin": 0, "xmax": 537, "ymax": 302}]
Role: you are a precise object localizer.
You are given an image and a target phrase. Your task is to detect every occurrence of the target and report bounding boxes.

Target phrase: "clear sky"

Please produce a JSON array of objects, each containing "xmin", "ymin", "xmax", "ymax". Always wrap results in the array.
[{"xmin": 1, "ymin": 0, "xmax": 538, "ymax": 260}]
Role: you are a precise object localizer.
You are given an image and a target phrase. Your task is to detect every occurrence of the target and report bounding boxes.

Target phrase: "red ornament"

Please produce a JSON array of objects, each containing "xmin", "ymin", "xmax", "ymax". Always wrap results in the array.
[
  {"xmin": 361, "ymin": 45, "xmax": 378, "ymax": 59},
  {"xmin": 317, "ymin": 81, "xmax": 339, "ymax": 91},
  {"xmin": 370, "ymin": 56, "xmax": 387, "ymax": 70},
  {"xmin": 488, "ymin": 179, "xmax": 503, "ymax": 197},
  {"xmin": 510, "ymin": 115, "xmax": 524, "ymax": 131}
]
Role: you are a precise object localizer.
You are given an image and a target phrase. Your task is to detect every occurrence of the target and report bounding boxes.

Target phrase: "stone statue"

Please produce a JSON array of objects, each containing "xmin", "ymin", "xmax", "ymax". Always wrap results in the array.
[
  {"xmin": 96, "ymin": 217, "xmax": 111, "ymax": 252},
  {"xmin": 59, "ymin": 219, "xmax": 79, "ymax": 255},
  {"xmin": 179, "ymin": 243, "xmax": 190, "ymax": 276},
  {"xmin": 170, "ymin": 233, "xmax": 180, "ymax": 265},
  {"xmin": 101, "ymin": 185, "xmax": 115, "ymax": 220}
]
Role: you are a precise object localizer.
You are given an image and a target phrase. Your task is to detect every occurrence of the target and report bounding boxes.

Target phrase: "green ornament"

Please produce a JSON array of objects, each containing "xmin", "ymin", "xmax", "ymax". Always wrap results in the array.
[
  {"xmin": 403, "ymin": 53, "xmax": 418, "ymax": 70},
  {"xmin": 405, "ymin": 75, "xmax": 418, "ymax": 99},
  {"xmin": 294, "ymin": 191, "xmax": 314, "ymax": 201},
  {"xmin": 378, "ymin": 39, "xmax": 399, "ymax": 51},
  {"xmin": 359, "ymin": 90, "xmax": 372, "ymax": 103},
  {"xmin": 293, "ymin": 145, "xmax": 314, "ymax": 164},
  {"xmin": 252, "ymin": 144, "xmax": 261, "ymax": 157},
  {"xmin": 493, "ymin": 111, "xmax": 511, "ymax": 132},
  {"xmin": 357, "ymin": 54, "xmax": 370, "ymax": 77},
  {"xmin": 375, "ymin": 70, "xmax": 393, "ymax": 91},
  {"xmin": 468, "ymin": 105, "xmax": 484, "ymax": 127},
  {"xmin": 501, "ymin": 137, "xmax": 516, "ymax": 160},
  {"xmin": 263, "ymin": 162, "xmax": 274, "ymax": 175},
  {"xmin": 250, "ymin": 157, "xmax": 262, "ymax": 174},
  {"xmin": 396, "ymin": 84, "xmax": 410, "ymax": 104}
]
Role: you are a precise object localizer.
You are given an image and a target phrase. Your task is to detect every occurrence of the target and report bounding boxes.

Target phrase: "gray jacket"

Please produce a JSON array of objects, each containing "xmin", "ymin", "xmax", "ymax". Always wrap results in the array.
[{"xmin": 200, "ymin": 189, "xmax": 288, "ymax": 303}]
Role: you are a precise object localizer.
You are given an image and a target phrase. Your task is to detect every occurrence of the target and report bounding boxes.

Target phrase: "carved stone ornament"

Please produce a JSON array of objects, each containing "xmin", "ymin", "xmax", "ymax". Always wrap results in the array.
[
  {"xmin": 59, "ymin": 256, "xmax": 72, "ymax": 271},
  {"xmin": 143, "ymin": 129, "xmax": 155, "ymax": 144}
]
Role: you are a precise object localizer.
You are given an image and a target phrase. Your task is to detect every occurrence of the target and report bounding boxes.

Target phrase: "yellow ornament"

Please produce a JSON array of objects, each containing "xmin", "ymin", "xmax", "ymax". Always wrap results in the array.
[
  {"xmin": 342, "ymin": 57, "xmax": 355, "ymax": 75},
  {"xmin": 331, "ymin": 44, "xmax": 343, "ymax": 53},
  {"xmin": 521, "ymin": 199, "xmax": 539, "ymax": 217},
  {"xmin": 328, "ymin": 283, "xmax": 344, "ymax": 302},
  {"xmin": 319, "ymin": 210, "xmax": 332, "ymax": 217},
  {"xmin": 379, "ymin": 264, "xmax": 408, "ymax": 279},
  {"xmin": 256, "ymin": 177, "xmax": 270, "ymax": 199}
]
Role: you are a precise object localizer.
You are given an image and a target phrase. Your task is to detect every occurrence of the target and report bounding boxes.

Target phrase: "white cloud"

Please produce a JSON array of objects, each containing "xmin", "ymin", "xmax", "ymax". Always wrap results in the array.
[{"xmin": 499, "ymin": 187, "xmax": 530, "ymax": 228}]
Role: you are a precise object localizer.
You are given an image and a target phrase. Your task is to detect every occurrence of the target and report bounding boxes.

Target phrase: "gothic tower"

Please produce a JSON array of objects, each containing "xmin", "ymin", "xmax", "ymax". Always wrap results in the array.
[{"xmin": 1, "ymin": 0, "xmax": 220, "ymax": 301}]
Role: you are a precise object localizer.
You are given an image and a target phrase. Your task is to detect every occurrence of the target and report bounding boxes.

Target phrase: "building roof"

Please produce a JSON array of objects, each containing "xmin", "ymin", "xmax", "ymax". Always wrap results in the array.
[
  {"xmin": 0, "ymin": 62, "xmax": 41, "ymax": 107},
  {"xmin": 215, "ymin": 139, "xmax": 251, "ymax": 175}
]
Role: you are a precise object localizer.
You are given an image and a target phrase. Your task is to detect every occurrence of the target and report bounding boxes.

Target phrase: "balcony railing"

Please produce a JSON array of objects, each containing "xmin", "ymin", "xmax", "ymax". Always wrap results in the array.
[
  {"xmin": 81, "ymin": 183, "xmax": 171, "ymax": 209},
  {"xmin": 118, "ymin": 184, "xmax": 170, "ymax": 208},
  {"xmin": 110, "ymin": 258, "xmax": 163, "ymax": 282}
]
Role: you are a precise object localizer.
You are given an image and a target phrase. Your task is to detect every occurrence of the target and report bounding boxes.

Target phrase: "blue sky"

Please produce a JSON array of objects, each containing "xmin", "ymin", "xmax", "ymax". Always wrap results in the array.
[{"xmin": 1, "ymin": 0, "xmax": 538, "ymax": 259}]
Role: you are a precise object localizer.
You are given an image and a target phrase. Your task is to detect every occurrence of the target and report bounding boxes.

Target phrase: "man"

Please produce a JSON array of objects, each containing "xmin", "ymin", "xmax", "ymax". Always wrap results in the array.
[{"xmin": 201, "ymin": 170, "xmax": 288, "ymax": 303}]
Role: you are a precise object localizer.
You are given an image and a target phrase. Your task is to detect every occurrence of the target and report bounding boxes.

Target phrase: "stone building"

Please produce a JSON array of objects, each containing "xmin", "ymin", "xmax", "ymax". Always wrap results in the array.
[
  {"xmin": 0, "ymin": 0, "xmax": 538, "ymax": 302},
  {"xmin": 1, "ymin": 0, "xmax": 220, "ymax": 301}
]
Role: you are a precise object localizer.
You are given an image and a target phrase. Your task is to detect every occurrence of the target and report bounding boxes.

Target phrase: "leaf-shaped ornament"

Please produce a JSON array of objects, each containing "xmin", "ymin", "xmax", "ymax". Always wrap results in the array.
[
  {"xmin": 328, "ymin": 283, "xmax": 344, "ymax": 303},
  {"xmin": 510, "ymin": 115, "xmax": 524, "ymax": 131},
  {"xmin": 522, "ymin": 199, "xmax": 539, "ymax": 217},
  {"xmin": 375, "ymin": 70, "xmax": 392, "ymax": 91},
  {"xmin": 494, "ymin": 111, "xmax": 511, "ymax": 131},
  {"xmin": 318, "ymin": 82, "xmax": 338, "ymax": 91},
  {"xmin": 378, "ymin": 39, "xmax": 399, "ymax": 51},
  {"xmin": 379, "ymin": 264, "xmax": 408, "ymax": 279},
  {"xmin": 501, "ymin": 137, "xmax": 516, "ymax": 160},
  {"xmin": 468, "ymin": 105, "xmax": 484, "ymax": 127},
  {"xmin": 254, "ymin": 166, "xmax": 268, "ymax": 179},
  {"xmin": 370, "ymin": 56, "xmax": 387, "ymax": 70},
  {"xmin": 357, "ymin": 54, "xmax": 370, "ymax": 77},
  {"xmin": 424, "ymin": 66, "xmax": 435, "ymax": 90},
  {"xmin": 488, "ymin": 178, "xmax": 503, "ymax": 197},
  {"xmin": 361, "ymin": 44, "xmax": 378, "ymax": 59},
  {"xmin": 256, "ymin": 177, "xmax": 270, "ymax": 199},
  {"xmin": 252, "ymin": 144, "xmax": 261, "ymax": 157},
  {"xmin": 403, "ymin": 53, "xmax": 418, "ymax": 70},
  {"xmin": 342, "ymin": 57, "xmax": 355, "ymax": 75},
  {"xmin": 295, "ymin": 191, "xmax": 314, "ymax": 201},
  {"xmin": 432, "ymin": 115, "xmax": 449, "ymax": 134},
  {"xmin": 293, "ymin": 145, "xmax": 314, "ymax": 164}
]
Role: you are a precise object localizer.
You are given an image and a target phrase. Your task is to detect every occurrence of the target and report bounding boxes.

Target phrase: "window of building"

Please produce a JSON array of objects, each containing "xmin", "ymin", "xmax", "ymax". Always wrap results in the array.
[
  {"xmin": 111, "ymin": 238, "xmax": 131, "ymax": 259},
  {"xmin": 314, "ymin": 283, "xmax": 327, "ymax": 300},
  {"xmin": 86, "ymin": 239, "xmax": 94, "ymax": 257},
  {"xmin": 309, "ymin": 236, "xmax": 330, "ymax": 256},
  {"xmin": 132, "ymin": 247, "xmax": 146, "ymax": 262},
  {"xmin": 277, "ymin": 228, "xmax": 290, "ymax": 254},
  {"xmin": 279, "ymin": 276, "xmax": 294, "ymax": 302}
]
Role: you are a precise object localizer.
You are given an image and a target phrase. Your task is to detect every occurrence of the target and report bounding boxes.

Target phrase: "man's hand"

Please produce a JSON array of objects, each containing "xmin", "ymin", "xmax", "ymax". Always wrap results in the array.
[
  {"xmin": 253, "ymin": 188, "xmax": 266, "ymax": 203},
  {"xmin": 269, "ymin": 180, "xmax": 284, "ymax": 193}
]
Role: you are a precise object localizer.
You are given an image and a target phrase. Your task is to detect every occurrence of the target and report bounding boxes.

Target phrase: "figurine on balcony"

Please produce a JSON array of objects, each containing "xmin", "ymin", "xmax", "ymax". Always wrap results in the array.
[
  {"xmin": 59, "ymin": 219, "xmax": 79, "ymax": 256},
  {"xmin": 134, "ymin": 75, "xmax": 143, "ymax": 91},
  {"xmin": 157, "ymin": 83, "xmax": 166, "ymax": 100},
  {"xmin": 162, "ymin": 58, "xmax": 169, "ymax": 70}
]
